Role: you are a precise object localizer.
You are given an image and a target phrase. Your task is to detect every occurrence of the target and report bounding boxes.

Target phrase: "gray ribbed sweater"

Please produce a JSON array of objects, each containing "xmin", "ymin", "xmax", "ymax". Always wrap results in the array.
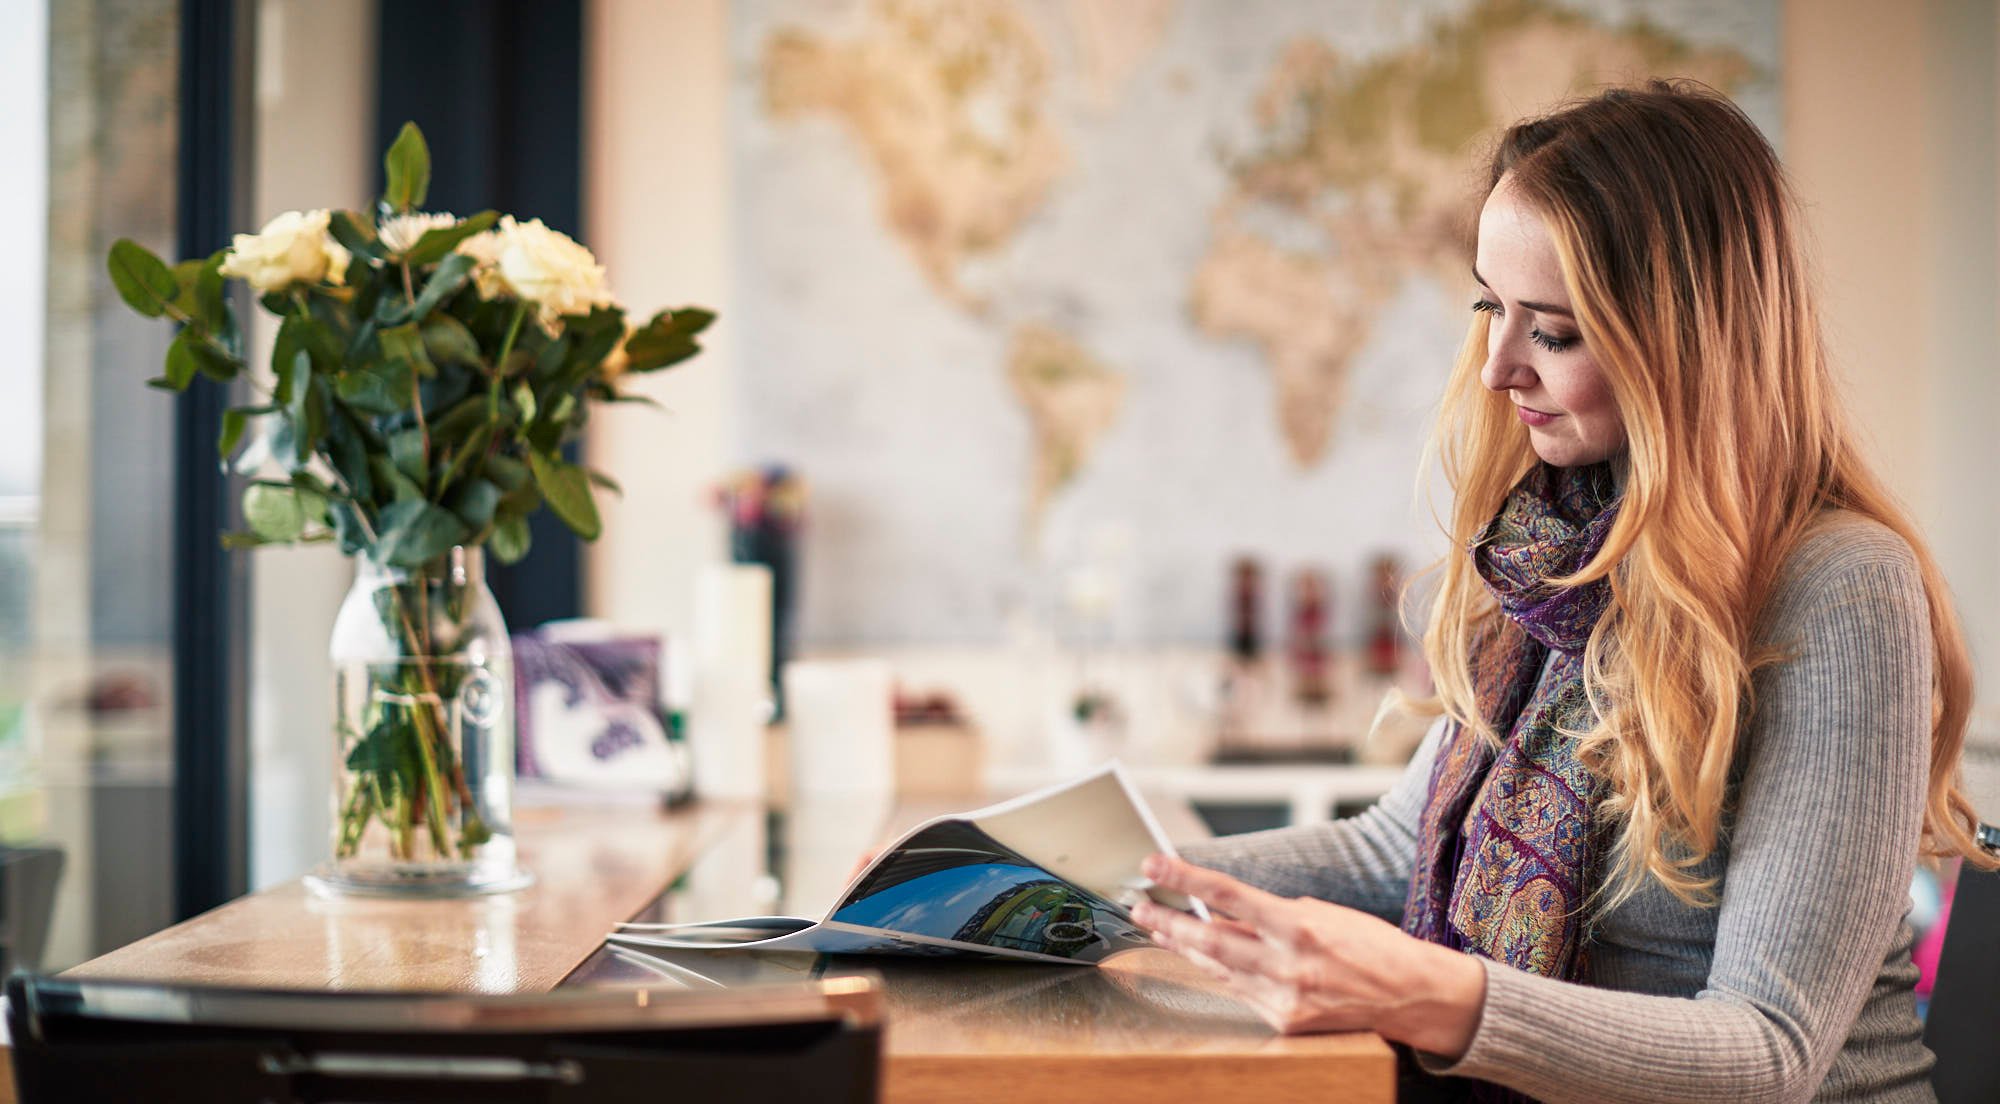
[{"xmin": 1178, "ymin": 512, "xmax": 1939, "ymax": 1103}]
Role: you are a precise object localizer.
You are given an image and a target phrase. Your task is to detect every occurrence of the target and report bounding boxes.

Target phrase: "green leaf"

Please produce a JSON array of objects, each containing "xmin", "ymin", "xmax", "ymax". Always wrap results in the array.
[
  {"xmin": 186, "ymin": 336, "xmax": 238, "ymax": 381},
  {"xmin": 512, "ymin": 383, "xmax": 537, "ymax": 425},
  {"xmin": 368, "ymin": 454, "xmax": 423, "ymax": 503},
  {"xmin": 383, "ymin": 122, "xmax": 431, "ymax": 212},
  {"xmin": 388, "ymin": 428, "xmax": 427, "ymax": 485},
  {"xmin": 169, "ymin": 259, "xmax": 204, "ymax": 317},
  {"xmin": 243, "ymin": 483, "xmax": 306, "ymax": 542},
  {"xmin": 194, "ymin": 250, "xmax": 229, "ymax": 332},
  {"xmin": 107, "ymin": 239, "xmax": 180, "ymax": 318},
  {"xmin": 483, "ymin": 454, "xmax": 530, "ymax": 492},
  {"xmin": 327, "ymin": 500, "xmax": 369, "ymax": 555},
  {"xmin": 328, "ymin": 210, "xmax": 383, "ymax": 260},
  {"xmin": 452, "ymin": 478, "xmax": 502, "ymax": 530},
  {"xmin": 286, "ymin": 364, "xmax": 325, "ymax": 465},
  {"xmin": 420, "ymin": 313, "xmax": 481, "ymax": 367},
  {"xmin": 220, "ymin": 530, "xmax": 272, "ymax": 550},
  {"xmin": 219, "ymin": 408, "xmax": 252, "ymax": 460},
  {"xmin": 401, "ymin": 209, "xmax": 497, "ymax": 267},
  {"xmin": 428, "ymin": 395, "xmax": 491, "ymax": 442},
  {"xmin": 489, "ymin": 514, "xmax": 532, "ymax": 564},
  {"xmin": 325, "ymin": 411, "xmax": 375, "ymax": 504},
  {"xmin": 375, "ymin": 499, "xmax": 470, "ymax": 568},
  {"xmin": 529, "ymin": 450, "xmax": 601, "ymax": 541},
  {"xmin": 587, "ymin": 469, "xmax": 623, "ymax": 497},
  {"xmin": 378, "ymin": 322, "xmax": 434, "ymax": 380},
  {"xmin": 334, "ymin": 360, "xmax": 414, "ymax": 415},
  {"xmin": 606, "ymin": 390, "xmax": 665, "ymax": 410},
  {"xmin": 407, "ymin": 252, "xmax": 475, "ymax": 321},
  {"xmin": 621, "ymin": 306, "xmax": 716, "ymax": 374},
  {"xmin": 434, "ymin": 423, "xmax": 493, "ymax": 495},
  {"xmin": 162, "ymin": 335, "xmax": 200, "ymax": 390}
]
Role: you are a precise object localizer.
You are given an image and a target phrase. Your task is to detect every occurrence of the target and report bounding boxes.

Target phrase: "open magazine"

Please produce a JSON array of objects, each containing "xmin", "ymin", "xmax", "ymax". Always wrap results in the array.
[{"xmin": 608, "ymin": 763, "xmax": 1208, "ymax": 965}]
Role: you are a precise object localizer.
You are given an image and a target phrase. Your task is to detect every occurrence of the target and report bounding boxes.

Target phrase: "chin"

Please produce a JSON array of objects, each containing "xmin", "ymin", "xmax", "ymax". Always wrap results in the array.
[{"xmin": 1528, "ymin": 435, "xmax": 1608, "ymax": 469}]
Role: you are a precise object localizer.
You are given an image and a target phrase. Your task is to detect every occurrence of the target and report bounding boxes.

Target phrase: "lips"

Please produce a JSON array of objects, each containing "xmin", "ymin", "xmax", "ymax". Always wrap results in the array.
[{"xmin": 1515, "ymin": 405, "xmax": 1557, "ymax": 427}]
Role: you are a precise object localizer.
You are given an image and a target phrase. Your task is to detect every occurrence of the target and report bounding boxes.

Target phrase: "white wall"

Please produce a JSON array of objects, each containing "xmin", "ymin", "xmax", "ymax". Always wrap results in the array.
[
  {"xmin": 582, "ymin": 0, "xmax": 735, "ymax": 647},
  {"xmin": 245, "ymin": 0, "xmax": 376, "ymax": 889}
]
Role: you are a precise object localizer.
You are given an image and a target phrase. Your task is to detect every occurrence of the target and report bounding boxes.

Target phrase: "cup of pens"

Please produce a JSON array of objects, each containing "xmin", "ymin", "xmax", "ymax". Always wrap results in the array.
[{"xmin": 716, "ymin": 466, "xmax": 807, "ymax": 720}]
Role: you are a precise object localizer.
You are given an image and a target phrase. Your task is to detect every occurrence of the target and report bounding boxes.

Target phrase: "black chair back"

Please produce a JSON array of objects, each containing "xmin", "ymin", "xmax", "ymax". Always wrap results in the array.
[
  {"xmin": 1926, "ymin": 827, "xmax": 2000, "ymax": 1104},
  {"xmin": 5, "ymin": 973, "xmax": 882, "ymax": 1104}
]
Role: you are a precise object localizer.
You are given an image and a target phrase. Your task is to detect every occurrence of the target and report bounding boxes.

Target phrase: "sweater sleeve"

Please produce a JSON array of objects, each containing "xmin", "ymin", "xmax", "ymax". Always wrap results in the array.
[
  {"xmin": 1173, "ymin": 717, "xmax": 1446, "ymax": 922},
  {"xmin": 1417, "ymin": 525, "xmax": 1934, "ymax": 1104}
]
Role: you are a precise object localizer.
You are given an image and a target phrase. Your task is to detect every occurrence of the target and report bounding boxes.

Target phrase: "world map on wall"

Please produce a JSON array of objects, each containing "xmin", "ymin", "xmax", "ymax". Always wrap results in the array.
[{"xmin": 733, "ymin": 0, "xmax": 1776, "ymax": 645}]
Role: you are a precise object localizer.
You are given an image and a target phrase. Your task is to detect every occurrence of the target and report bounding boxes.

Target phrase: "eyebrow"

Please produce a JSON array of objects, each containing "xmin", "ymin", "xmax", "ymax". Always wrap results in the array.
[{"xmin": 1471, "ymin": 265, "xmax": 1574, "ymax": 318}]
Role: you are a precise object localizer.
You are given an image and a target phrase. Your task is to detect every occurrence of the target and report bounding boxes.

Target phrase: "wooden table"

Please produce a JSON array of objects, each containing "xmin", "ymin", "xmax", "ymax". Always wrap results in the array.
[{"xmin": 40, "ymin": 795, "xmax": 1393, "ymax": 1104}]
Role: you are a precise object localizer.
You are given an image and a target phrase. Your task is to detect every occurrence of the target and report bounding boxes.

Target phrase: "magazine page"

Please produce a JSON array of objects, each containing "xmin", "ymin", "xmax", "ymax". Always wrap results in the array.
[
  {"xmin": 964, "ymin": 765, "xmax": 1206, "ymax": 918},
  {"xmin": 608, "ymin": 762, "xmax": 1193, "ymax": 964}
]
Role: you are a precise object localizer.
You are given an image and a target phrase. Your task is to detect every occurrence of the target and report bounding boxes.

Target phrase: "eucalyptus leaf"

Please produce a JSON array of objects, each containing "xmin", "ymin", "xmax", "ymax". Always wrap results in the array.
[
  {"xmin": 272, "ymin": 320, "xmax": 307, "ymax": 402},
  {"xmin": 451, "ymin": 478, "xmax": 502, "ymax": 530},
  {"xmin": 327, "ymin": 500, "xmax": 369, "ymax": 555},
  {"xmin": 219, "ymin": 408, "xmax": 251, "ymax": 460},
  {"xmin": 483, "ymin": 454, "xmax": 530, "ymax": 493},
  {"xmin": 368, "ymin": 455, "xmax": 424, "ymax": 503},
  {"xmin": 388, "ymin": 428, "xmax": 428, "ymax": 485},
  {"xmin": 169, "ymin": 259, "xmax": 203, "ymax": 317},
  {"xmin": 163, "ymin": 335, "xmax": 200, "ymax": 391},
  {"xmin": 243, "ymin": 483, "xmax": 306, "ymax": 542},
  {"xmin": 187, "ymin": 336, "xmax": 238, "ymax": 381},
  {"xmin": 194, "ymin": 250, "xmax": 229, "ymax": 333},
  {"xmin": 606, "ymin": 391, "xmax": 665, "ymax": 410},
  {"xmin": 334, "ymin": 360, "xmax": 414, "ymax": 415},
  {"xmin": 383, "ymin": 122, "xmax": 431, "ymax": 212},
  {"xmin": 428, "ymin": 395, "xmax": 490, "ymax": 442},
  {"xmin": 107, "ymin": 239, "xmax": 180, "ymax": 318},
  {"xmin": 324, "ymin": 411, "xmax": 375, "ymax": 503},
  {"xmin": 289, "ymin": 367, "xmax": 326, "ymax": 464},
  {"xmin": 529, "ymin": 450, "xmax": 601, "ymax": 541},
  {"xmin": 489, "ymin": 514, "xmax": 532, "ymax": 565},
  {"xmin": 375, "ymin": 499, "xmax": 470, "ymax": 568}
]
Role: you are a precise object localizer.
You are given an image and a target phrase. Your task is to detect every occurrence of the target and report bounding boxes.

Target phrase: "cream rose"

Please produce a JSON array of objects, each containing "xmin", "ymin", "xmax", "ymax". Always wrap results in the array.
[
  {"xmin": 219, "ymin": 209, "xmax": 351, "ymax": 292},
  {"xmin": 378, "ymin": 211, "xmax": 461, "ymax": 254},
  {"xmin": 493, "ymin": 216, "xmax": 616, "ymax": 322},
  {"xmin": 454, "ymin": 228, "xmax": 511, "ymax": 300}
]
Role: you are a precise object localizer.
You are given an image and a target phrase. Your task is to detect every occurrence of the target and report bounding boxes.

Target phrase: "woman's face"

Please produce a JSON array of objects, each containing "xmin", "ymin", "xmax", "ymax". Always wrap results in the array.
[{"xmin": 1474, "ymin": 181, "xmax": 1626, "ymax": 467}]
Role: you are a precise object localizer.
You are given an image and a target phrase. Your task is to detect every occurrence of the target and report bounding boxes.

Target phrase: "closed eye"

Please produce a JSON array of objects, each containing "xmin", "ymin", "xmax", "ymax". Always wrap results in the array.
[{"xmin": 1471, "ymin": 299, "xmax": 1579, "ymax": 353}]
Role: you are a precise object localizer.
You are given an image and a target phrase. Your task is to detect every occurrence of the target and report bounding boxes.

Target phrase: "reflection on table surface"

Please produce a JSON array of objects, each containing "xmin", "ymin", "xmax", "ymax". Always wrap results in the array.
[{"xmin": 560, "ymin": 795, "xmax": 1290, "ymax": 1055}]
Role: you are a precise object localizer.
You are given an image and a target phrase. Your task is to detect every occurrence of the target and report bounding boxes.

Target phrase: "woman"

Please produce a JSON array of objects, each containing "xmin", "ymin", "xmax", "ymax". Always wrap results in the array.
[{"xmin": 1131, "ymin": 81, "xmax": 1993, "ymax": 1103}]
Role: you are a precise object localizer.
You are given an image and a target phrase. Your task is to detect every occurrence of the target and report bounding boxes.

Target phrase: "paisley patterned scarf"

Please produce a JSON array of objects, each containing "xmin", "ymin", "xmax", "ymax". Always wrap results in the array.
[{"xmin": 1399, "ymin": 462, "xmax": 1621, "ymax": 1099}]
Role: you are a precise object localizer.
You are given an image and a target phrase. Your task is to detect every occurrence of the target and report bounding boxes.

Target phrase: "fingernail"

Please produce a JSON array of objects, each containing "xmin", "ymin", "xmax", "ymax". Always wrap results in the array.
[{"xmin": 1142, "ymin": 855, "xmax": 1164, "ymax": 879}]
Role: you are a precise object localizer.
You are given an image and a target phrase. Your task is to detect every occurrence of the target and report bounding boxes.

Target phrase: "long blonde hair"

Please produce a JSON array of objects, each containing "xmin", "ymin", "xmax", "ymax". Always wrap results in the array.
[{"xmin": 1421, "ymin": 81, "xmax": 1991, "ymax": 910}]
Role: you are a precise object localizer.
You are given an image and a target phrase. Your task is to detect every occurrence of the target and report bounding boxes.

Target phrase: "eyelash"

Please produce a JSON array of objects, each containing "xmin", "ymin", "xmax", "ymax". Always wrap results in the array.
[{"xmin": 1470, "ymin": 299, "xmax": 1578, "ymax": 353}]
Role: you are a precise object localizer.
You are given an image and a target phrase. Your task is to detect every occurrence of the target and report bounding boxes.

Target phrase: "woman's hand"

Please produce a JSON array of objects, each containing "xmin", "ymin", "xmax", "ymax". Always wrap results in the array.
[{"xmin": 1131, "ymin": 853, "xmax": 1488, "ymax": 1059}]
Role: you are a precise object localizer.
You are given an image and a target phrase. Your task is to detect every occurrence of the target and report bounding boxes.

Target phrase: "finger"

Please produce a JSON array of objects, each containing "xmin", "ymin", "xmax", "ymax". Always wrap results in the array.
[
  {"xmin": 1132, "ymin": 900, "xmax": 1281, "ymax": 978},
  {"xmin": 1142, "ymin": 854, "xmax": 1295, "ymax": 934}
]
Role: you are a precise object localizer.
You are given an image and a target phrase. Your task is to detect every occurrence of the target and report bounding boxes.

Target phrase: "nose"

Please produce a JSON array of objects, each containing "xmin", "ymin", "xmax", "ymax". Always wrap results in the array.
[{"xmin": 1479, "ymin": 328, "xmax": 1537, "ymax": 394}]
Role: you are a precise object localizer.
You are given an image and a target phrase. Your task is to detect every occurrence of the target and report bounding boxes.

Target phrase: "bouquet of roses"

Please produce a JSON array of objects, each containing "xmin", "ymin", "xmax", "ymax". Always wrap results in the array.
[{"xmin": 106, "ymin": 123, "xmax": 712, "ymax": 867}]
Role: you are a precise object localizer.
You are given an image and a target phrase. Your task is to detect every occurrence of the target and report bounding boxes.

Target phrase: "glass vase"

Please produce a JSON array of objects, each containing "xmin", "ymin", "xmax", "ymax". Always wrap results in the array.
[{"xmin": 309, "ymin": 546, "xmax": 531, "ymax": 896}]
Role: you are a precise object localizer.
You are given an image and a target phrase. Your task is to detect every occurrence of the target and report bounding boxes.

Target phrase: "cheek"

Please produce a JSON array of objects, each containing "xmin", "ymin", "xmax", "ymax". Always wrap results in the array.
[{"xmin": 1549, "ymin": 356, "xmax": 1619, "ymax": 425}]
